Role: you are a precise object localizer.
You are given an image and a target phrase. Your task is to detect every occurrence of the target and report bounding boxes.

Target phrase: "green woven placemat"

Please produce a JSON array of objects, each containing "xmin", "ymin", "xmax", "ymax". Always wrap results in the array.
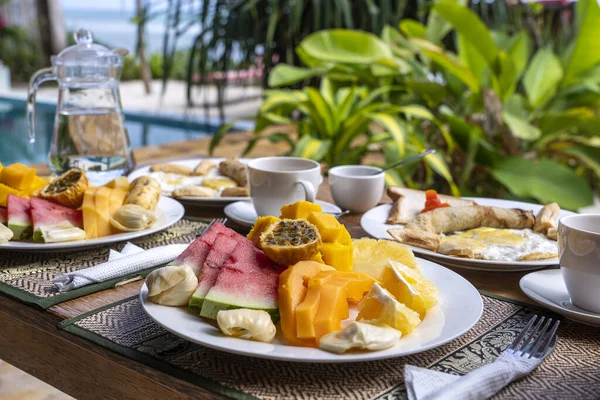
[
  {"xmin": 58, "ymin": 293, "xmax": 600, "ymax": 399},
  {"xmin": 0, "ymin": 218, "xmax": 207, "ymax": 309}
]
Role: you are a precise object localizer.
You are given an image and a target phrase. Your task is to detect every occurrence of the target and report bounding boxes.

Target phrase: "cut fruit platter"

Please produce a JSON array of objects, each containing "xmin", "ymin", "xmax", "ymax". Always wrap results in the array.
[
  {"xmin": 0, "ymin": 162, "xmax": 183, "ymax": 251},
  {"xmin": 140, "ymin": 200, "xmax": 483, "ymax": 362}
]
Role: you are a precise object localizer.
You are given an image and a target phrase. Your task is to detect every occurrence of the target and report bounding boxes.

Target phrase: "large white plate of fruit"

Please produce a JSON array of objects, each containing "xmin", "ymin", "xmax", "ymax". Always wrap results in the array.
[
  {"xmin": 140, "ymin": 201, "xmax": 483, "ymax": 363},
  {"xmin": 0, "ymin": 163, "xmax": 184, "ymax": 252}
]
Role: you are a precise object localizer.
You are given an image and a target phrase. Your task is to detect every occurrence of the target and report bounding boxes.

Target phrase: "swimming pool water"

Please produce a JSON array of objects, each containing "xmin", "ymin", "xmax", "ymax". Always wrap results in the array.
[{"xmin": 0, "ymin": 97, "xmax": 222, "ymax": 166}]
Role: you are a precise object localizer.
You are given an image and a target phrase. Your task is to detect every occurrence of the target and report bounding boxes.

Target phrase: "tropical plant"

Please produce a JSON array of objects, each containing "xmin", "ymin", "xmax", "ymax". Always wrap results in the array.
[{"xmin": 213, "ymin": 0, "xmax": 600, "ymax": 210}]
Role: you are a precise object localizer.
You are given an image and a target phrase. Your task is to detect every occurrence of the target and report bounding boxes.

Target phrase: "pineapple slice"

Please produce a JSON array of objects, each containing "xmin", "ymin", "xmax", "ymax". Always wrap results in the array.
[
  {"xmin": 387, "ymin": 261, "xmax": 439, "ymax": 310},
  {"xmin": 352, "ymin": 238, "xmax": 419, "ymax": 279},
  {"xmin": 357, "ymin": 283, "xmax": 421, "ymax": 336}
]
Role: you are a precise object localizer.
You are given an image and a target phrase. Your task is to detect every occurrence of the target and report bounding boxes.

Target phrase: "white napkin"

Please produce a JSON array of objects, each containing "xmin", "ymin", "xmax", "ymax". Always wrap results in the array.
[
  {"xmin": 53, "ymin": 243, "xmax": 188, "ymax": 292},
  {"xmin": 404, "ymin": 352, "xmax": 541, "ymax": 400}
]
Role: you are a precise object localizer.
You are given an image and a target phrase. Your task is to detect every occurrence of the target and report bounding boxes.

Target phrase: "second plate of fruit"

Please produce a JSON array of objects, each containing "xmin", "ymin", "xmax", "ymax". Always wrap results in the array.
[
  {"xmin": 0, "ymin": 163, "xmax": 183, "ymax": 251},
  {"xmin": 141, "ymin": 201, "xmax": 482, "ymax": 362}
]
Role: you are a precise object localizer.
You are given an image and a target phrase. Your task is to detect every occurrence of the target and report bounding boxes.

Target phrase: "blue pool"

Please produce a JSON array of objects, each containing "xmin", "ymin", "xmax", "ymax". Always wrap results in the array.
[{"xmin": 0, "ymin": 97, "xmax": 246, "ymax": 166}]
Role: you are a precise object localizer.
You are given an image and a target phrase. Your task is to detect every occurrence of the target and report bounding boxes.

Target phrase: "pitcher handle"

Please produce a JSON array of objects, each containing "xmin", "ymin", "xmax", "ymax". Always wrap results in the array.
[
  {"xmin": 26, "ymin": 67, "xmax": 56, "ymax": 143},
  {"xmin": 296, "ymin": 180, "xmax": 316, "ymax": 203}
]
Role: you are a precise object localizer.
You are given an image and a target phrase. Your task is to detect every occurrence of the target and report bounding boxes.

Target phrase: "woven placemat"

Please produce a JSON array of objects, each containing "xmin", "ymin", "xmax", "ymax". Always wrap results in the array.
[
  {"xmin": 57, "ymin": 293, "xmax": 600, "ymax": 399},
  {"xmin": 0, "ymin": 219, "xmax": 207, "ymax": 309}
]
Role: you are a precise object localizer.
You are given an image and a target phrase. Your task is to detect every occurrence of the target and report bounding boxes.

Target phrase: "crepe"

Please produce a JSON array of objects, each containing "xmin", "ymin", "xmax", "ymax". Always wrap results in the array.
[
  {"xmin": 534, "ymin": 202, "xmax": 560, "ymax": 234},
  {"xmin": 192, "ymin": 160, "xmax": 216, "ymax": 176},
  {"xmin": 547, "ymin": 227, "xmax": 558, "ymax": 241},
  {"xmin": 387, "ymin": 228, "xmax": 441, "ymax": 251},
  {"xmin": 518, "ymin": 252, "xmax": 558, "ymax": 261},
  {"xmin": 406, "ymin": 206, "xmax": 535, "ymax": 234},
  {"xmin": 437, "ymin": 238, "xmax": 486, "ymax": 259},
  {"xmin": 385, "ymin": 188, "xmax": 477, "ymax": 224}
]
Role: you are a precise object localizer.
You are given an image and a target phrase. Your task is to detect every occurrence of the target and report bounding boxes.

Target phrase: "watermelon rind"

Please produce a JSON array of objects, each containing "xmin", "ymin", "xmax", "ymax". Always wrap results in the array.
[
  {"xmin": 8, "ymin": 222, "xmax": 32, "ymax": 241},
  {"xmin": 200, "ymin": 292, "xmax": 280, "ymax": 323},
  {"xmin": 188, "ymin": 287, "xmax": 206, "ymax": 312}
]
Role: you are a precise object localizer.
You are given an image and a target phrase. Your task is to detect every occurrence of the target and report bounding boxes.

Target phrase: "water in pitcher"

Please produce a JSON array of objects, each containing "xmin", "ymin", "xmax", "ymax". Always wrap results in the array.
[{"xmin": 49, "ymin": 108, "xmax": 133, "ymax": 185}]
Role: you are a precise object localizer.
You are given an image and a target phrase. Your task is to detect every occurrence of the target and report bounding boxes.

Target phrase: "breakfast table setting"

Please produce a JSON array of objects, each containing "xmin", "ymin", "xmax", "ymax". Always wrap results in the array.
[{"xmin": 1, "ymin": 131, "xmax": 600, "ymax": 400}]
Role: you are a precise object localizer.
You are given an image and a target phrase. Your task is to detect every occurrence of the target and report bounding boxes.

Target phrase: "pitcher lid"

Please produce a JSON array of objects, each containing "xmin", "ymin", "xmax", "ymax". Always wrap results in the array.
[{"xmin": 52, "ymin": 29, "xmax": 123, "ymax": 67}]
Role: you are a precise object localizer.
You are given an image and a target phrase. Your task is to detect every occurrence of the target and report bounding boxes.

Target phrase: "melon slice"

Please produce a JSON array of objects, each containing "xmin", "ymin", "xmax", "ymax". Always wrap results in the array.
[
  {"xmin": 200, "ymin": 240, "xmax": 286, "ymax": 322},
  {"xmin": 171, "ymin": 222, "xmax": 237, "ymax": 276},
  {"xmin": 30, "ymin": 197, "xmax": 83, "ymax": 242},
  {"xmin": 7, "ymin": 195, "xmax": 32, "ymax": 241},
  {"xmin": 188, "ymin": 233, "xmax": 241, "ymax": 311},
  {"xmin": 0, "ymin": 207, "xmax": 6, "ymax": 225},
  {"xmin": 95, "ymin": 187, "xmax": 112, "ymax": 238}
]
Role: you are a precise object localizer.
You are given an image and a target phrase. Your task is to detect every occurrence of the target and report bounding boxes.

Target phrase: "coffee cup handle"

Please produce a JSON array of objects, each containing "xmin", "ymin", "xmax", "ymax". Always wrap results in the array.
[{"xmin": 296, "ymin": 180, "xmax": 316, "ymax": 203}]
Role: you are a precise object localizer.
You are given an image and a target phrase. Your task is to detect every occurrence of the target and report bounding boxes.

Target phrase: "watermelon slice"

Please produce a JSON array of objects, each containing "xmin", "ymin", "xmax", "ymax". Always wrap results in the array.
[
  {"xmin": 188, "ymin": 233, "xmax": 241, "ymax": 311},
  {"xmin": 30, "ymin": 197, "xmax": 83, "ymax": 242},
  {"xmin": 200, "ymin": 239, "xmax": 286, "ymax": 322},
  {"xmin": 7, "ymin": 195, "xmax": 33, "ymax": 241},
  {"xmin": 171, "ymin": 222, "xmax": 237, "ymax": 276},
  {"xmin": 0, "ymin": 207, "xmax": 6, "ymax": 225}
]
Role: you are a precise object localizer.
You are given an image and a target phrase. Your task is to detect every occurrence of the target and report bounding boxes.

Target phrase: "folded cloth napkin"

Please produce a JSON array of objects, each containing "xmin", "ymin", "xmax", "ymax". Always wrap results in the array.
[
  {"xmin": 404, "ymin": 352, "xmax": 541, "ymax": 400},
  {"xmin": 53, "ymin": 243, "xmax": 188, "ymax": 292}
]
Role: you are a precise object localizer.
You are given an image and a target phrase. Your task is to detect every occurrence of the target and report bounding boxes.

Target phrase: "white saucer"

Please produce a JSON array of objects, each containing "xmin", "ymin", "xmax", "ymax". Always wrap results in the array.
[
  {"xmin": 520, "ymin": 269, "xmax": 600, "ymax": 327},
  {"xmin": 224, "ymin": 200, "xmax": 342, "ymax": 227}
]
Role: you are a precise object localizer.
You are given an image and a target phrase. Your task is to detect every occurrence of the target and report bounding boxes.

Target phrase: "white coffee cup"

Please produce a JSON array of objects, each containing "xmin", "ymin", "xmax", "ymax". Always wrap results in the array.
[
  {"xmin": 248, "ymin": 157, "xmax": 322, "ymax": 217},
  {"xmin": 558, "ymin": 214, "xmax": 600, "ymax": 314},
  {"xmin": 328, "ymin": 165, "xmax": 385, "ymax": 213}
]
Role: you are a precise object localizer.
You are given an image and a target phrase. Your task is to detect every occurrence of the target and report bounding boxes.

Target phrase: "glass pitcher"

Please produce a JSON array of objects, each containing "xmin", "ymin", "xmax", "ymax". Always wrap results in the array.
[{"xmin": 26, "ymin": 28, "xmax": 134, "ymax": 185}]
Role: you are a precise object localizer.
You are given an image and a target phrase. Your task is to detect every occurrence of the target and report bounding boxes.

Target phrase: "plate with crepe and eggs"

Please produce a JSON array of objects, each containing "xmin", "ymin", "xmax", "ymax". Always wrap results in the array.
[{"xmin": 361, "ymin": 188, "xmax": 576, "ymax": 271}]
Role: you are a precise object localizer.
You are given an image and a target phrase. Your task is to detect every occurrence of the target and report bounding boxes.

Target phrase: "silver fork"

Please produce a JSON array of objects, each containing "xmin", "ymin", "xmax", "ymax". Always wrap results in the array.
[
  {"xmin": 424, "ymin": 315, "xmax": 560, "ymax": 400},
  {"xmin": 197, "ymin": 217, "xmax": 227, "ymax": 237}
]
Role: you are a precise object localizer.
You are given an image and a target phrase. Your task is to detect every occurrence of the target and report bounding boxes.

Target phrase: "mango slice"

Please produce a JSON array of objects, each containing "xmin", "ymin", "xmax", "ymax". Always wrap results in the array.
[
  {"xmin": 278, "ymin": 261, "xmax": 335, "ymax": 347},
  {"xmin": 0, "ymin": 183, "xmax": 23, "ymax": 207},
  {"xmin": 95, "ymin": 187, "xmax": 112, "ymax": 238},
  {"xmin": 307, "ymin": 212, "xmax": 342, "ymax": 242},
  {"xmin": 320, "ymin": 242, "xmax": 354, "ymax": 272},
  {"xmin": 280, "ymin": 201, "xmax": 322, "ymax": 219},
  {"xmin": 109, "ymin": 188, "xmax": 128, "ymax": 234},
  {"xmin": 1, "ymin": 163, "xmax": 37, "ymax": 190},
  {"xmin": 82, "ymin": 187, "xmax": 98, "ymax": 239},
  {"xmin": 247, "ymin": 216, "xmax": 280, "ymax": 247},
  {"xmin": 295, "ymin": 270, "xmax": 375, "ymax": 341}
]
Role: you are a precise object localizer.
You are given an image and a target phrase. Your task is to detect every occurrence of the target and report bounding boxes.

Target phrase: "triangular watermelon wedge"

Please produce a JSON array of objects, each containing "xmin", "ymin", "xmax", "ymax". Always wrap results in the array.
[
  {"xmin": 30, "ymin": 197, "xmax": 83, "ymax": 242},
  {"xmin": 200, "ymin": 239, "xmax": 286, "ymax": 322},
  {"xmin": 7, "ymin": 195, "xmax": 32, "ymax": 241}
]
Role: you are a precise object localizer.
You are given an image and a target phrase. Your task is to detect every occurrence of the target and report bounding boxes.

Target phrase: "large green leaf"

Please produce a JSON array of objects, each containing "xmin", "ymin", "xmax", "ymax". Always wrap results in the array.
[
  {"xmin": 404, "ymin": 79, "xmax": 447, "ymax": 107},
  {"xmin": 523, "ymin": 48, "xmax": 563, "ymax": 108},
  {"xmin": 369, "ymin": 113, "xmax": 407, "ymax": 157},
  {"xmin": 495, "ymin": 51, "xmax": 518, "ymax": 101},
  {"xmin": 506, "ymin": 31, "xmax": 530, "ymax": 81},
  {"xmin": 260, "ymin": 90, "xmax": 306, "ymax": 113},
  {"xmin": 563, "ymin": 0, "xmax": 600, "ymax": 86},
  {"xmin": 399, "ymin": 20, "xmax": 426, "ymax": 38},
  {"xmin": 268, "ymin": 64, "xmax": 325, "ymax": 87},
  {"xmin": 441, "ymin": 109, "xmax": 499, "ymax": 166},
  {"xmin": 502, "ymin": 111, "xmax": 541, "ymax": 141},
  {"xmin": 537, "ymin": 108, "xmax": 600, "ymax": 135},
  {"xmin": 297, "ymin": 29, "xmax": 393, "ymax": 65},
  {"xmin": 243, "ymin": 132, "xmax": 296, "ymax": 156},
  {"xmin": 458, "ymin": 34, "xmax": 489, "ymax": 87},
  {"xmin": 491, "ymin": 157, "xmax": 593, "ymax": 210},
  {"xmin": 422, "ymin": 50, "xmax": 480, "ymax": 92},
  {"xmin": 434, "ymin": 1, "xmax": 499, "ymax": 66},
  {"xmin": 291, "ymin": 135, "xmax": 331, "ymax": 161},
  {"xmin": 424, "ymin": 152, "xmax": 459, "ymax": 196},
  {"xmin": 305, "ymin": 87, "xmax": 336, "ymax": 137},
  {"xmin": 425, "ymin": 0, "xmax": 468, "ymax": 44},
  {"xmin": 556, "ymin": 143, "xmax": 600, "ymax": 178}
]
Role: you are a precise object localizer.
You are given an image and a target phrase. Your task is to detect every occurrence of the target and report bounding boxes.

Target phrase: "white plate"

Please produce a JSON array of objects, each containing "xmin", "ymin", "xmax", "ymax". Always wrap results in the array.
[
  {"xmin": 140, "ymin": 257, "xmax": 483, "ymax": 363},
  {"xmin": 128, "ymin": 158, "xmax": 251, "ymax": 206},
  {"xmin": 0, "ymin": 196, "xmax": 184, "ymax": 252},
  {"xmin": 361, "ymin": 198, "xmax": 576, "ymax": 271},
  {"xmin": 520, "ymin": 269, "xmax": 600, "ymax": 327},
  {"xmin": 224, "ymin": 200, "xmax": 342, "ymax": 228}
]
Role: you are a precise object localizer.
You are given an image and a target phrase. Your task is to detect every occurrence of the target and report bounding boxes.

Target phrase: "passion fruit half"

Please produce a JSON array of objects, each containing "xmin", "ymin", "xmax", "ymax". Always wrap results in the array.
[
  {"xmin": 40, "ymin": 169, "xmax": 89, "ymax": 208},
  {"xmin": 259, "ymin": 218, "xmax": 322, "ymax": 266}
]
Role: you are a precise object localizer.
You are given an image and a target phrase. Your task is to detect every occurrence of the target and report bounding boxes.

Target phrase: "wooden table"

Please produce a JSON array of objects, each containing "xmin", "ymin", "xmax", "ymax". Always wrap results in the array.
[{"xmin": 1, "ymin": 137, "xmax": 536, "ymax": 400}]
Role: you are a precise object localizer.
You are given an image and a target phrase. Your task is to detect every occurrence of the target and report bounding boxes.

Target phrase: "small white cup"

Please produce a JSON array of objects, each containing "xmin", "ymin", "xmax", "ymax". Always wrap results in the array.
[
  {"xmin": 248, "ymin": 157, "xmax": 322, "ymax": 217},
  {"xmin": 328, "ymin": 165, "xmax": 385, "ymax": 213},
  {"xmin": 558, "ymin": 214, "xmax": 600, "ymax": 313}
]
